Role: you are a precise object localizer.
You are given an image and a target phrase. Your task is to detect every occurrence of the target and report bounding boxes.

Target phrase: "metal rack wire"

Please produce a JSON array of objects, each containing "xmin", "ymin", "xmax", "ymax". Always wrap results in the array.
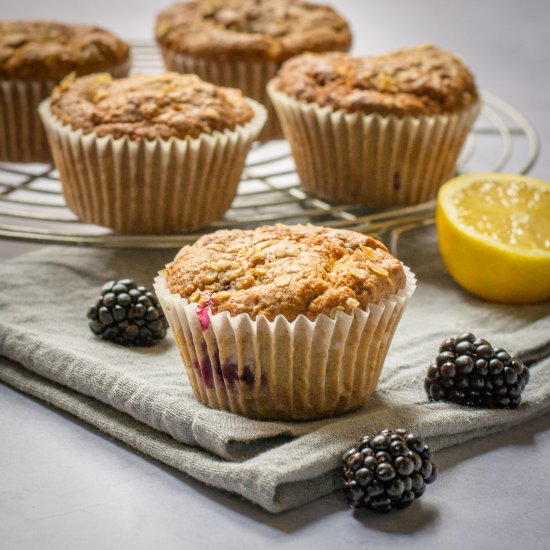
[{"xmin": 0, "ymin": 42, "xmax": 540, "ymax": 251}]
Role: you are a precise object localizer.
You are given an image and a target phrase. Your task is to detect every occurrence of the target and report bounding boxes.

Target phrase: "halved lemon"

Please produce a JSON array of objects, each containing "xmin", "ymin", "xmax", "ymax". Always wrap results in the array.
[{"xmin": 436, "ymin": 173, "xmax": 550, "ymax": 304}]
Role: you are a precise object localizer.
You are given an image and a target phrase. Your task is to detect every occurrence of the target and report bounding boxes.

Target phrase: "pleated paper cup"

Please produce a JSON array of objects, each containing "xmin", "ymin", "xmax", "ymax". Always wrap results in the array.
[
  {"xmin": 154, "ymin": 265, "xmax": 416, "ymax": 421},
  {"xmin": 161, "ymin": 48, "xmax": 282, "ymax": 141},
  {"xmin": 0, "ymin": 60, "xmax": 130, "ymax": 164},
  {"xmin": 38, "ymin": 98, "xmax": 266, "ymax": 234},
  {"xmin": 268, "ymin": 82, "xmax": 481, "ymax": 207}
]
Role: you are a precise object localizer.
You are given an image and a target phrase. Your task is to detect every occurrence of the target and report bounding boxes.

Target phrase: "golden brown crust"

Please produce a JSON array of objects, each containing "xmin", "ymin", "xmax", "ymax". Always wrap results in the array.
[
  {"xmin": 165, "ymin": 224, "xmax": 406, "ymax": 321},
  {"xmin": 49, "ymin": 72, "xmax": 255, "ymax": 141},
  {"xmin": 273, "ymin": 45, "xmax": 479, "ymax": 116},
  {"xmin": 0, "ymin": 20, "xmax": 129, "ymax": 81},
  {"xmin": 156, "ymin": 0, "xmax": 351, "ymax": 62}
]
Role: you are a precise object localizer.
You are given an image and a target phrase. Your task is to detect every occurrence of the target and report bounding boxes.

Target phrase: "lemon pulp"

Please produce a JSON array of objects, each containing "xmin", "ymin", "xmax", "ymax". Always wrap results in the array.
[{"xmin": 451, "ymin": 178, "xmax": 550, "ymax": 252}]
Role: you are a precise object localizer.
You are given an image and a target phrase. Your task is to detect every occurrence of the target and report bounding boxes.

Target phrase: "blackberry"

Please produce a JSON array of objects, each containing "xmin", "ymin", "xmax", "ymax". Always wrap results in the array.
[
  {"xmin": 425, "ymin": 332, "xmax": 529, "ymax": 408},
  {"xmin": 87, "ymin": 278, "xmax": 168, "ymax": 346},
  {"xmin": 343, "ymin": 429, "xmax": 437, "ymax": 512}
]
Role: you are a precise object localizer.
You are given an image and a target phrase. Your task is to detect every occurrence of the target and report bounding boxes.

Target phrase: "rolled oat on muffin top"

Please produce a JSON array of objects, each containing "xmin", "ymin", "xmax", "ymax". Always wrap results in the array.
[
  {"xmin": 165, "ymin": 224, "xmax": 406, "ymax": 321},
  {"xmin": 273, "ymin": 44, "xmax": 478, "ymax": 117},
  {"xmin": 48, "ymin": 72, "xmax": 256, "ymax": 141},
  {"xmin": 0, "ymin": 21, "xmax": 129, "ymax": 81},
  {"xmin": 156, "ymin": 0, "xmax": 351, "ymax": 62}
]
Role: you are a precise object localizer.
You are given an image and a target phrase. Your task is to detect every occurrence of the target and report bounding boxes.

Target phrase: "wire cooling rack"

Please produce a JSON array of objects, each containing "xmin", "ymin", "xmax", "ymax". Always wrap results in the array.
[{"xmin": 0, "ymin": 42, "xmax": 540, "ymax": 251}]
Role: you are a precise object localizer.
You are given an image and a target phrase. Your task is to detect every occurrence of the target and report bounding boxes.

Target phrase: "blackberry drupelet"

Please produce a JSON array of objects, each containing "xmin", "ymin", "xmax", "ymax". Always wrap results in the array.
[
  {"xmin": 87, "ymin": 278, "xmax": 168, "ymax": 346},
  {"xmin": 343, "ymin": 429, "xmax": 437, "ymax": 512},
  {"xmin": 425, "ymin": 332, "xmax": 530, "ymax": 408}
]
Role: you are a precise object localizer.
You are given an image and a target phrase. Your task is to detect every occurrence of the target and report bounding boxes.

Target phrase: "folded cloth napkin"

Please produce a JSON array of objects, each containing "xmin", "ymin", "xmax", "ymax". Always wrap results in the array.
[{"xmin": 1, "ymin": 227, "xmax": 549, "ymax": 513}]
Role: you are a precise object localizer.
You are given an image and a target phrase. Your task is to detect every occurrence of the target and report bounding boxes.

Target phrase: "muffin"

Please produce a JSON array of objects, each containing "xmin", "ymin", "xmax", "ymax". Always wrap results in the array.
[
  {"xmin": 155, "ymin": 0, "xmax": 351, "ymax": 141},
  {"xmin": 39, "ymin": 72, "xmax": 266, "ymax": 233},
  {"xmin": 268, "ymin": 44, "xmax": 481, "ymax": 206},
  {"xmin": 0, "ymin": 21, "xmax": 130, "ymax": 163},
  {"xmin": 154, "ymin": 224, "xmax": 416, "ymax": 420}
]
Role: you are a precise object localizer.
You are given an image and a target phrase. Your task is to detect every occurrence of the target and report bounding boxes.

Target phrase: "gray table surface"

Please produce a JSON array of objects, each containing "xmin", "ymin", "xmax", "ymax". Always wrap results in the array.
[{"xmin": 1, "ymin": 1, "xmax": 549, "ymax": 548}]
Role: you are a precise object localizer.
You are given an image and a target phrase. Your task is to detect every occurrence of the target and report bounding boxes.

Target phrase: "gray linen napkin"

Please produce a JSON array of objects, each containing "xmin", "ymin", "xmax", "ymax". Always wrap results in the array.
[{"xmin": 1, "ymin": 227, "xmax": 549, "ymax": 513}]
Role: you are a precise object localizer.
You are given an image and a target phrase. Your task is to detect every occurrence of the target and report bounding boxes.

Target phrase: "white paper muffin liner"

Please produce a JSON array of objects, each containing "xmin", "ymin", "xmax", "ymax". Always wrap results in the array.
[
  {"xmin": 154, "ymin": 265, "xmax": 416, "ymax": 421},
  {"xmin": 161, "ymin": 48, "xmax": 282, "ymax": 141},
  {"xmin": 268, "ymin": 82, "xmax": 481, "ymax": 207},
  {"xmin": 38, "ymin": 97, "xmax": 266, "ymax": 234},
  {"xmin": 0, "ymin": 60, "xmax": 130, "ymax": 163}
]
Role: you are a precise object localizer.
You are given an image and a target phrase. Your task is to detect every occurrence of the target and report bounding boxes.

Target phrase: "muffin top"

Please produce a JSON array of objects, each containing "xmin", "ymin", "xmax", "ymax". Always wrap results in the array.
[
  {"xmin": 156, "ymin": 0, "xmax": 351, "ymax": 62},
  {"xmin": 0, "ymin": 21, "xmax": 129, "ymax": 80},
  {"xmin": 49, "ymin": 72, "xmax": 256, "ymax": 141},
  {"xmin": 165, "ymin": 224, "xmax": 406, "ymax": 321},
  {"xmin": 273, "ymin": 44, "xmax": 478, "ymax": 116}
]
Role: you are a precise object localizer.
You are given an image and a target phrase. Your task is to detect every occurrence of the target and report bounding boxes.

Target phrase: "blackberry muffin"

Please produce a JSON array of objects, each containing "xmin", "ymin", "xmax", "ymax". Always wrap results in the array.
[
  {"xmin": 0, "ymin": 20, "xmax": 130, "ymax": 162},
  {"xmin": 268, "ymin": 44, "xmax": 480, "ymax": 206},
  {"xmin": 39, "ymin": 72, "xmax": 266, "ymax": 233},
  {"xmin": 154, "ymin": 224, "xmax": 416, "ymax": 420},
  {"xmin": 155, "ymin": 0, "xmax": 351, "ymax": 141}
]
